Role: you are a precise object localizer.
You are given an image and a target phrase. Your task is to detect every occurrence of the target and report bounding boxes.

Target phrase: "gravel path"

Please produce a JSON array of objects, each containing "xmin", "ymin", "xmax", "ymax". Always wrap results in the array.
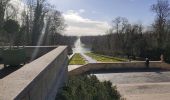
[{"xmin": 80, "ymin": 53, "xmax": 97, "ymax": 63}]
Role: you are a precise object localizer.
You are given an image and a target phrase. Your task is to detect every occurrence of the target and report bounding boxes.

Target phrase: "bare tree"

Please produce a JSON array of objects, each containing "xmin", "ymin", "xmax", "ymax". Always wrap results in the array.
[
  {"xmin": 21, "ymin": 0, "xmax": 66, "ymax": 46},
  {"xmin": 0, "ymin": 0, "xmax": 10, "ymax": 29},
  {"xmin": 151, "ymin": 0, "xmax": 170, "ymax": 48},
  {"xmin": 112, "ymin": 17, "xmax": 129, "ymax": 54},
  {"xmin": 31, "ymin": 0, "xmax": 48, "ymax": 45},
  {"xmin": 43, "ymin": 10, "xmax": 65, "ymax": 45}
]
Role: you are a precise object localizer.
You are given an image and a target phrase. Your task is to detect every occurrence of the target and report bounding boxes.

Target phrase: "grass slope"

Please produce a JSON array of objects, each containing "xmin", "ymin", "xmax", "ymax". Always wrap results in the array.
[
  {"xmin": 69, "ymin": 53, "xmax": 86, "ymax": 65},
  {"xmin": 86, "ymin": 53, "xmax": 127, "ymax": 62}
]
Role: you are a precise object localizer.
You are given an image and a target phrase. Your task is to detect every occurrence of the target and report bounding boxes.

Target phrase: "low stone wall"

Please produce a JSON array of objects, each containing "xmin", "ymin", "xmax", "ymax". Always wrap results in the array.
[
  {"xmin": 0, "ymin": 46, "xmax": 68, "ymax": 100},
  {"xmin": 69, "ymin": 61, "xmax": 170, "ymax": 75}
]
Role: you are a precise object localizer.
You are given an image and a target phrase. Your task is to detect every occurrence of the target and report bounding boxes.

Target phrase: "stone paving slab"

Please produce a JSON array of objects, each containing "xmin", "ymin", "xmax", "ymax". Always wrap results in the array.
[
  {"xmin": 118, "ymin": 82, "xmax": 170, "ymax": 95},
  {"xmin": 125, "ymin": 93, "xmax": 170, "ymax": 100},
  {"xmin": 95, "ymin": 71, "xmax": 170, "ymax": 84},
  {"xmin": 68, "ymin": 65, "xmax": 83, "ymax": 72},
  {"xmin": 118, "ymin": 82, "xmax": 170, "ymax": 100},
  {"xmin": 94, "ymin": 70, "xmax": 170, "ymax": 100}
]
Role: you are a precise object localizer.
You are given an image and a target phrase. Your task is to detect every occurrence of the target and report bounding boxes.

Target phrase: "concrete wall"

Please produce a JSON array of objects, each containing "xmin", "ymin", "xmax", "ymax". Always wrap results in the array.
[
  {"xmin": 0, "ymin": 46, "xmax": 68, "ymax": 100},
  {"xmin": 69, "ymin": 61, "xmax": 170, "ymax": 75}
]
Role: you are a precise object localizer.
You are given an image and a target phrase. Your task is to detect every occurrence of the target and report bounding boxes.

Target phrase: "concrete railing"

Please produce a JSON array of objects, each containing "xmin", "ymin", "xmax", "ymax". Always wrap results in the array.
[
  {"xmin": 69, "ymin": 61, "xmax": 170, "ymax": 75},
  {"xmin": 0, "ymin": 46, "xmax": 68, "ymax": 100}
]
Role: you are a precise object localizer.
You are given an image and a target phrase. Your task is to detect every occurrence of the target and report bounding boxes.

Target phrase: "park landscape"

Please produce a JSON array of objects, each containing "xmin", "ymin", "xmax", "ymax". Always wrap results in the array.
[{"xmin": 1, "ymin": 0, "xmax": 170, "ymax": 100}]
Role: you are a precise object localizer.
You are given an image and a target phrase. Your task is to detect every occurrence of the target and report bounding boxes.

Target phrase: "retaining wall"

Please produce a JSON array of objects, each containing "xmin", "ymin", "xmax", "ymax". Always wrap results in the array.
[
  {"xmin": 0, "ymin": 46, "xmax": 68, "ymax": 100},
  {"xmin": 69, "ymin": 61, "xmax": 170, "ymax": 75}
]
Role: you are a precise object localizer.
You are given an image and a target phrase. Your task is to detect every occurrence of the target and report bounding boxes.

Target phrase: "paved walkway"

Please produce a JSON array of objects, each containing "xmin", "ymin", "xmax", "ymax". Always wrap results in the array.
[
  {"xmin": 118, "ymin": 82, "xmax": 170, "ymax": 100},
  {"xmin": 68, "ymin": 65, "xmax": 82, "ymax": 72},
  {"xmin": 80, "ymin": 53, "xmax": 97, "ymax": 63},
  {"xmin": 94, "ymin": 70, "xmax": 170, "ymax": 100}
]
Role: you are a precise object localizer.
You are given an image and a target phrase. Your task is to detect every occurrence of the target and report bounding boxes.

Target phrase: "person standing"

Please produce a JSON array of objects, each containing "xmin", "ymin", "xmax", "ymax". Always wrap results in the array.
[
  {"xmin": 160, "ymin": 54, "xmax": 164, "ymax": 62},
  {"xmin": 145, "ymin": 57, "xmax": 149, "ymax": 68}
]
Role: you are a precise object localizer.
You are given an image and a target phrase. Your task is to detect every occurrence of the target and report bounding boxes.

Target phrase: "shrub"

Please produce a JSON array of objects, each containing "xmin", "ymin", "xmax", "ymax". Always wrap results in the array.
[
  {"xmin": 56, "ymin": 75, "xmax": 121, "ymax": 100},
  {"xmin": 3, "ymin": 19, "xmax": 20, "ymax": 47},
  {"xmin": 3, "ymin": 19, "xmax": 20, "ymax": 34},
  {"xmin": 164, "ymin": 46, "xmax": 170, "ymax": 63}
]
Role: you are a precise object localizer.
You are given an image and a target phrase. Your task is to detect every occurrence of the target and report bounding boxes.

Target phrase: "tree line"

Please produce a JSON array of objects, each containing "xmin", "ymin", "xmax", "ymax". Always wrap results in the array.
[
  {"xmin": 90, "ymin": 0, "xmax": 170, "ymax": 62},
  {"xmin": 0, "ymin": 0, "xmax": 75, "ymax": 46}
]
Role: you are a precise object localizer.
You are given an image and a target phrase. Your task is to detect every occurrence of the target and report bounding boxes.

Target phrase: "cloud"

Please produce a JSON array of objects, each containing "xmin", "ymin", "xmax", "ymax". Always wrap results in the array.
[
  {"xmin": 91, "ymin": 10, "xmax": 100, "ymax": 14},
  {"xmin": 79, "ymin": 9, "xmax": 85, "ymax": 13},
  {"xmin": 63, "ymin": 10, "xmax": 111, "ymax": 36}
]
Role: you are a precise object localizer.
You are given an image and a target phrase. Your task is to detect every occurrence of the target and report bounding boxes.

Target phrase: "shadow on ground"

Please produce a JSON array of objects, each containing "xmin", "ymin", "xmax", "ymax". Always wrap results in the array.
[
  {"xmin": 0, "ymin": 65, "xmax": 24, "ymax": 79},
  {"xmin": 85, "ymin": 68, "xmax": 169, "ymax": 74}
]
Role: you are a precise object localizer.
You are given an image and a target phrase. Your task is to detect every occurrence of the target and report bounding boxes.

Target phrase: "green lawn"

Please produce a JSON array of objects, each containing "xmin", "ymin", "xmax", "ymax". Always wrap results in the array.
[
  {"xmin": 69, "ymin": 53, "xmax": 86, "ymax": 65},
  {"xmin": 85, "ymin": 53, "xmax": 127, "ymax": 62}
]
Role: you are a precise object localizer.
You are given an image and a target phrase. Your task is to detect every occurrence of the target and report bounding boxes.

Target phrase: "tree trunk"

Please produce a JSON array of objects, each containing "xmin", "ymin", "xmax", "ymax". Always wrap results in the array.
[{"xmin": 0, "ymin": 5, "xmax": 5, "ymax": 29}]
